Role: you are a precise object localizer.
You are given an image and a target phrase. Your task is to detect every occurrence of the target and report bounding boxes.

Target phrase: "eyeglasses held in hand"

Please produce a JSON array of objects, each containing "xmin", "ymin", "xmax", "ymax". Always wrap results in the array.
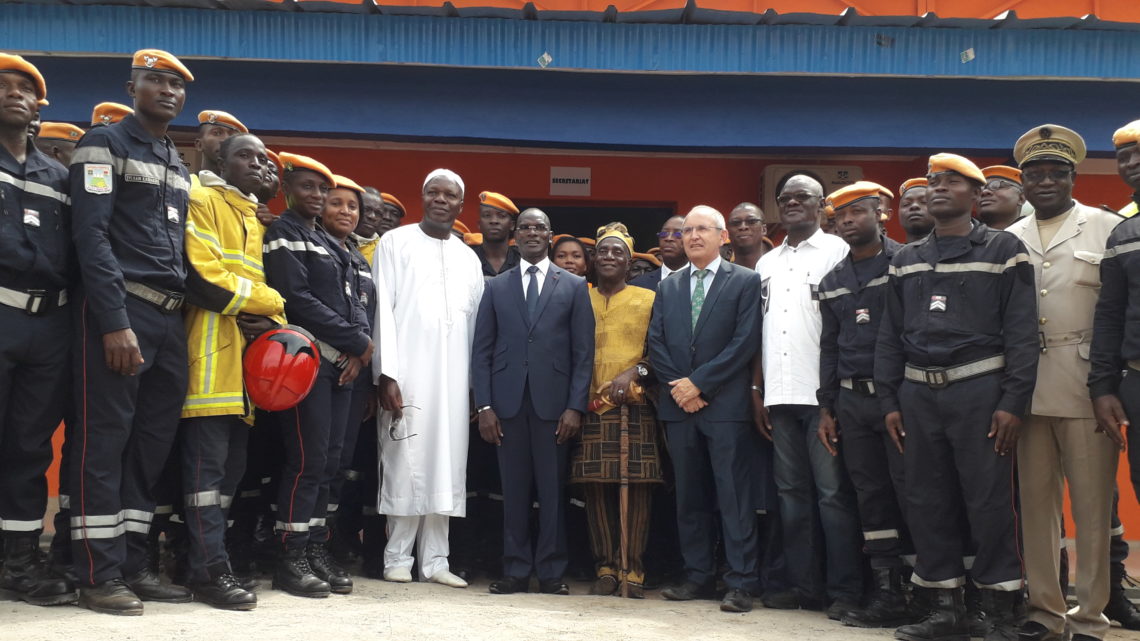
[{"xmin": 389, "ymin": 404, "xmax": 421, "ymax": 441}]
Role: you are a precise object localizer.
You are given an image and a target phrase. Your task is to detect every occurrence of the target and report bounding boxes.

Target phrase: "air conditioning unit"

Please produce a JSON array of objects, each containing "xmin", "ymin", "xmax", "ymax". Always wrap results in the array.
[{"xmin": 760, "ymin": 165, "xmax": 863, "ymax": 224}]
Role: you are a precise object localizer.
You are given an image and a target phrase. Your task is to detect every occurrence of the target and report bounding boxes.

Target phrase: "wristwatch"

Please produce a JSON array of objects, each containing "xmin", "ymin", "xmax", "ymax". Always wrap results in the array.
[
  {"xmin": 476, "ymin": 405, "xmax": 492, "ymax": 414},
  {"xmin": 636, "ymin": 364, "xmax": 649, "ymax": 379}
]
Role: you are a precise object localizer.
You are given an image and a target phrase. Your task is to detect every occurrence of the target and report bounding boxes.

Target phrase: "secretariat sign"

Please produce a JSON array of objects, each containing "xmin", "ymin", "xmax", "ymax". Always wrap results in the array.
[{"xmin": 550, "ymin": 167, "xmax": 591, "ymax": 197}]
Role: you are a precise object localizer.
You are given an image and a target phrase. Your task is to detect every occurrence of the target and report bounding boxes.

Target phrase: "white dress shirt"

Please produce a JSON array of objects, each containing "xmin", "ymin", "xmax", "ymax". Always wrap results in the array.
[
  {"xmin": 520, "ymin": 256, "xmax": 551, "ymax": 299},
  {"xmin": 688, "ymin": 256, "xmax": 721, "ymax": 298},
  {"xmin": 756, "ymin": 228, "xmax": 850, "ymax": 406}
]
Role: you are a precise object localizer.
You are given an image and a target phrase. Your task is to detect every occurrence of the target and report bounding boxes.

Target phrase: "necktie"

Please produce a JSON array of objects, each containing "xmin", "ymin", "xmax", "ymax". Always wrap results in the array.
[
  {"xmin": 526, "ymin": 265, "xmax": 540, "ymax": 321},
  {"xmin": 691, "ymin": 268, "xmax": 708, "ymax": 330}
]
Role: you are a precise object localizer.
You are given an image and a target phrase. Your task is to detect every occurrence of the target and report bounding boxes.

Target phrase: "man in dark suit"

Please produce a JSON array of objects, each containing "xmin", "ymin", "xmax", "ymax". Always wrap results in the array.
[
  {"xmin": 472, "ymin": 208, "xmax": 595, "ymax": 595},
  {"xmin": 630, "ymin": 215, "xmax": 688, "ymax": 292},
  {"xmin": 648, "ymin": 205, "xmax": 764, "ymax": 613}
]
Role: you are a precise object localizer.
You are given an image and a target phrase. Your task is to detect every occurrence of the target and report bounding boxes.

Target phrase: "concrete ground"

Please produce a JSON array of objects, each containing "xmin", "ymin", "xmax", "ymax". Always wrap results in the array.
[{"xmin": 5, "ymin": 576, "xmax": 1140, "ymax": 641}]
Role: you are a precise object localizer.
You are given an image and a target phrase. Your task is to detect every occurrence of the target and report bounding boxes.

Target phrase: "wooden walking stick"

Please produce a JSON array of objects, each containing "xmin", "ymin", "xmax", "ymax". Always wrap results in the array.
[{"xmin": 619, "ymin": 402, "xmax": 631, "ymax": 598}]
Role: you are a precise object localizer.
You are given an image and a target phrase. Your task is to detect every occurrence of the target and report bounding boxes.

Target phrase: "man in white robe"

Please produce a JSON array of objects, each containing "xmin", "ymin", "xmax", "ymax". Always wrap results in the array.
[{"xmin": 371, "ymin": 169, "xmax": 484, "ymax": 587}]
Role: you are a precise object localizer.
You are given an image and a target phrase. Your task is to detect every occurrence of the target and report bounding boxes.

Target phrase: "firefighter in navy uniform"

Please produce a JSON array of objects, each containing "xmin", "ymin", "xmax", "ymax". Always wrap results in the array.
[
  {"xmin": 1094, "ymin": 118, "xmax": 1140, "ymax": 632},
  {"xmin": 67, "ymin": 49, "xmax": 195, "ymax": 615},
  {"xmin": 0, "ymin": 53, "xmax": 77, "ymax": 607},
  {"xmin": 263, "ymin": 153, "xmax": 372, "ymax": 598},
  {"xmin": 815, "ymin": 182, "xmax": 912, "ymax": 628},
  {"xmin": 875, "ymin": 154, "xmax": 1038, "ymax": 641}
]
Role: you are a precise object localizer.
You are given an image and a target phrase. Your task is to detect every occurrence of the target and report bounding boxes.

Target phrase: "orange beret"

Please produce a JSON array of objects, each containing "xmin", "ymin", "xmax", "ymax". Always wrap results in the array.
[
  {"xmin": 478, "ymin": 191, "xmax": 519, "ymax": 215},
  {"xmin": 981, "ymin": 165, "xmax": 1021, "ymax": 186},
  {"xmin": 632, "ymin": 252, "xmax": 662, "ymax": 267},
  {"xmin": 91, "ymin": 102, "xmax": 133, "ymax": 126},
  {"xmin": 452, "ymin": 220, "xmax": 471, "ymax": 235},
  {"xmin": 551, "ymin": 234, "xmax": 574, "ymax": 244},
  {"xmin": 38, "ymin": 122, "xmax": 85, "ymax": 143},
  {"xmin": 198, "ymin": 110, "xmax": 248, "ymax": 133},
  {"xmin": 825, "ymin": 181, "xmax": 886, "ymax": 216},
  {"xmin": 278, "ymin": 152, "xmax": 335, "ymax": 187},
  {"xmin": 464, "ymin": 233, "xmax": 483, "ymax": 246},
  {"xmin": 927, "ymin": 153, "xmax": 985, "ymax": 184},
  {"xmin": 577, "ymin": 237, "xmax": 596, "ymax": 246},
  {"xmin": 899, "ymin": 177, "xmax": 928, "ymax": 195},
  {"xmin": 647, "ymin": 247, "xmax": 661, "ymax": 256},
  {"xmin": 265, "ymin": 150, "xmax": 282, "ymax": 174},
  {"xmin": 380, "ymin": 192, "xmax": 406, "ymax": 217},
  {"xmin": 1112, "ymin": 120, "xmax": 1140, "ymax": 150},
  {"xmin": 0, "ymin": 53, "xmax": 47, "ymax": 101},
  {"xmin": 131, "ymin": 49, "xmax": 194, "ymax": 82},
  {"xmin": 331, "ymin": 174, "xmax": 365, "ymax": 196}
]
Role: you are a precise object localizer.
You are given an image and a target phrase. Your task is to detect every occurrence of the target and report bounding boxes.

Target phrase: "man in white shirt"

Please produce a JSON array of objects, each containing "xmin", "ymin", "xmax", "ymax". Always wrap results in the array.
[{"xmin": 756, "ymin": 174, "xmax": 862, "ymax": 617}]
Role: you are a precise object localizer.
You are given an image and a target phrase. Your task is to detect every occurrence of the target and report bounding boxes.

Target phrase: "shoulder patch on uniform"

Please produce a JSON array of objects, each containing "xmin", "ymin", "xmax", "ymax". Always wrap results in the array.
[{"xmin": 84, "ymin": 164, "xmax": 113, "ymax": 194}]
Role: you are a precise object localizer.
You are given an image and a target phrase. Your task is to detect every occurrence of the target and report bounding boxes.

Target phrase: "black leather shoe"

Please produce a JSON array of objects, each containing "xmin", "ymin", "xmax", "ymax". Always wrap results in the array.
[
  {"xmin": 78, "ymin": 578, "xmax": 143, "ymax": 616},
  {"xmin": 0, "ymin": 536, "xmax": 77, "ymax": 606},
  {"xmin": 489, "ymin": 575, "xmax": 529, "ymax": 595},
  {"xmin": 273, "ymin": 551, "xmax": 330, "ymax": 598},
  {"xmin": 827, "ymin": 597, "xmax": 861, "ymax": 621},
  {"xmin": 761, "ymin": 589, "xmax": 801, "ymax": 609},
  {"xmin": 124, "ymin": 568, "xmax": 192, "ymax": 603},
  {"xmin": 661, "ymin": 581, "xmax": 715, "ymax": 601},
  {"xmin": 306, "ymin": 542, "xmax": 353, "ymax": 594},
  {"xmin": 720, "ymin": 588, "xmax": 753, "ymax": 613},
  {"xmin": 1105, "ymin": 587, "xmax": 1140, "ymax": 631},
  {"xmin": 190, "ymin": 574, "xmax": 257, "ymax": 611},
  {"xmin": 539, "ymin": 579, "xmax": 570, "ymax": 595},
  {"xmin": 1017, "ymin": 621, "xmax": 1061, "ymax": 641}
]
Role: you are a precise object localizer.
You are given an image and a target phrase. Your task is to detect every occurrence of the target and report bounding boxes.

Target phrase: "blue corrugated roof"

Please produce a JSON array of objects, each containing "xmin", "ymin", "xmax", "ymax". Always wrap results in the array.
[{"xmin": 5, "ymin": 3, "xmax": 1140, "ymax": 80}]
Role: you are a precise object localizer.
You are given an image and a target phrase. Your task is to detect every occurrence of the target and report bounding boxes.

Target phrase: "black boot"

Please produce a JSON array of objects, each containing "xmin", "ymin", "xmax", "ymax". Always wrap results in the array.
[
  {"xmin": 844, "ymin": 566, "xmax": 916, "ymax": 628},
  {"xmin": 979, "ymin": 589, "xmax": 1022, "ymax": 641},
  {"xmin": 360, "ymin": 514, "xmax": 385, "ymax": 579},
  {"xmin": 1105, "ymin": 583, "xmax": 1140, "ymax": 630},
  {"xmin": 0, "ymin": 535, "xmax": 77, "ymax": 606},
  {"xmin": 123, "ymin": 567, "xmax": 192, "ymax": 603},
  {"xmin": 273, "ymin": 549, "xmax": 330, "ymax": 598},
  {"xmin": 307, "ymin": 541, "xmax": 353, "ymax": 594},
  {"xmin": 965, "ymin": 582, "xmax": 987, "ymax": 638},
  {"xmin": 895, "ymin": 586, "xmax": 969, "ymax": 641},
  {"xmin": 78, "ymin": 578, "xmax": 143, "ymax": 616},
  {"xmin": 189, "ymin": 568, "xmax": 257, "ymax": 611}
]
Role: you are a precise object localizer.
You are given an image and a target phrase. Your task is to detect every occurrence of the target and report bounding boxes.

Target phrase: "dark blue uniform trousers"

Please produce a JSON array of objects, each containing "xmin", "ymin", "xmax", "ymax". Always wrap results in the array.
[
  {"xmin": 275, "ymin": 359, "xmax": 352, "ymax": 551},
  {"xmin": 900, "ymin": 373, "xmax": 1021, "ymax": 589},
  {"xmin": 0, "ymin": 303, "xmax": 70, "ymax": 535},
  {"xmin": 498, "ymin": 387, "xmax": 569, "ymax": 582},
  {"xmin": 665, "ymin": 416, "xmax": 760, "ymax": 593},
  {"xmin": 70, "ymin": 295, "xmax": 187, "ymax": 586},
  {"xmin": 180, "ymin": 416, "xmax": 248, "ymax": 583},
  {"xmin": 836, "ymin": 388, "xmax": 911, "ymax": 568}
]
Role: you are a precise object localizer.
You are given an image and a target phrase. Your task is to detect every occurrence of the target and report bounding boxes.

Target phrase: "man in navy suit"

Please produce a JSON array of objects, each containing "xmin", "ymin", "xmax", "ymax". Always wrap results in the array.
[
  {"xmin": 472, "ymin": 208, "xmax": 595, "ymax": 595},
  {"xmin": 648, "ymin": 205, "xmax": 764, "ymax": 613},
  {"xmin": 630, "ymin": 215, "xmax": 688, "ymax": 292}
]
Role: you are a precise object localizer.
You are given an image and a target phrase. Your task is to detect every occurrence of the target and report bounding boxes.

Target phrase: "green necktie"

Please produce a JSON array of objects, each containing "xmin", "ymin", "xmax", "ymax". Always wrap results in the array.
[{"xmin": 691, "ymin": 268, "xmax": 708, "ymax": 330}]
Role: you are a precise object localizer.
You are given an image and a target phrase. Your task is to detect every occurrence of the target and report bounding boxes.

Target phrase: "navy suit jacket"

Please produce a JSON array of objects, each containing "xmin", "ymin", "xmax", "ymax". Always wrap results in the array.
[
  {"xmin": 629, "ymin": 267, "xmax": 662, "ymax": 292},
  {"xmin": 647, "ymin": 260, "xmax": 762, "ymax": 423},
  {"xmin": 472, "ymin": 262, "xmax": 595, "ymax": 421}
]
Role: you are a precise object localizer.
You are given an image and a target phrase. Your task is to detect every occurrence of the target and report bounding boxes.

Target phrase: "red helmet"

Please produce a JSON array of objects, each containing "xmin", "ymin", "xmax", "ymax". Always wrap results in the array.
[{"xmin": 243, "ymin": 325, "xmax": 320, "ymax": 411}]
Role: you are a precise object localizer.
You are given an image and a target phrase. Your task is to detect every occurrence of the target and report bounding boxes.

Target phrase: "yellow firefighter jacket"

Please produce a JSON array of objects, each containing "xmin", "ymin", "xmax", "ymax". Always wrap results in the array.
[{"xmin": 183, "ymin": 171, "xmax": 286, "ymax": 422}]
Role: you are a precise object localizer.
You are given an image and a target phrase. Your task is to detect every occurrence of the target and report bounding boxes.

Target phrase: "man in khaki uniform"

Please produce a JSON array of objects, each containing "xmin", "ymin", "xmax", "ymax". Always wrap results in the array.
[{"xmin": 1007, "ymin": 125, "xmax": 1123, "ymax": 641}]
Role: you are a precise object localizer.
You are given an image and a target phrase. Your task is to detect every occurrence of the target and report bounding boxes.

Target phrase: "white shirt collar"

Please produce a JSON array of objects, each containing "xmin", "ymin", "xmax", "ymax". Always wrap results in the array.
[
  {"xmin": 661, "ymin": 262, "xmax": 688, "ymax": 279},
  {"xmin": 521, "ymin": 256, "xmax": 551, "ymax": 274},
  {"xmin": 778, "ymin": 226, "xmax": 829, "ymax": 252},
  {"xmin": 691, "ymin": 255, "xmax": 722, "ymax": 276}
]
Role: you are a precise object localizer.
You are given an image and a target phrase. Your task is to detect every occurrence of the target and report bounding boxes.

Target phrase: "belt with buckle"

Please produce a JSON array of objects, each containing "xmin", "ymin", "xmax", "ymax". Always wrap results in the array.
[
  {"xmin": 125, "ymin": 280, "xmax": 184, "ymax": 313},
  {"xmin": 839, "ymin": 378, "xmax": 876, "ymax": 396},
  {"xmin": 1037, "ymin": 329, "xmax": 1092, "ymax": 353},
  {"xmin": 317, "ymin": 341, "xmax": 349, "ymax": 371},
  {"xmin": 903, "ymin": 355, "xmax": 1005, "ymax": 390},
  {"xmin": 0, "ymin": 285, "xmax": 68, "ymax": 315}
]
